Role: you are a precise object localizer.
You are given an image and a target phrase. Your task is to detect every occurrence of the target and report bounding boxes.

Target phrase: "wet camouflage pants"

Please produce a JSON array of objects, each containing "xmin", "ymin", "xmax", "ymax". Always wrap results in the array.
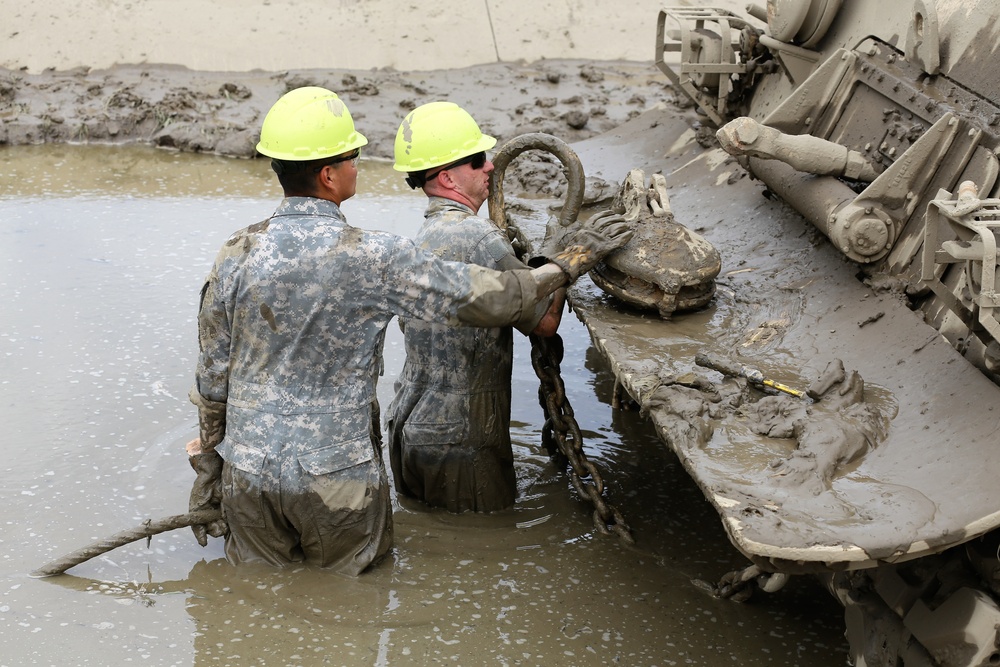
[{"xmin": 220, "ymin": 440, "xmax": 392, "ymax": 576}]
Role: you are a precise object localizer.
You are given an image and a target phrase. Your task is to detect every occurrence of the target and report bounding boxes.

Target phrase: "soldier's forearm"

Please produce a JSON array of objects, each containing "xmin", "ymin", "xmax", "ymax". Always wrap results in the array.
[
  {"xmin": 456, "ymin": 264, "xmax": 568, "ymax": 329},
  {"xmin": 529, "ymin": 263, "xmax": 570, "ymax": 300}
]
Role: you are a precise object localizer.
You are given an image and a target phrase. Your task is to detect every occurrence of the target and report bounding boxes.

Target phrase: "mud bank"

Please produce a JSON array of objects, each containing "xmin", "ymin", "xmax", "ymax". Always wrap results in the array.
[{"xmin": 0, "ymin": 60, "xmax": 677, "ymax": 166}]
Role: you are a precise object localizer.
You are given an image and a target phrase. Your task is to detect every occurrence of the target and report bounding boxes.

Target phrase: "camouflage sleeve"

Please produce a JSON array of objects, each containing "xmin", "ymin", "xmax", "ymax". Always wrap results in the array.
[
  {"xmin": 189, "ymin": 241, "xmax": 239, "ymax": 452},
  {"xmin": 381, "ymin": 234, "xmax": 541, "ymax": 330},
  {"xmin": 457, "ymin": 265, "xmax": 540, "ymax": 330},
  {"xmin": 473, "ymin": 227, "xmax": 520, "ymax": 266}
]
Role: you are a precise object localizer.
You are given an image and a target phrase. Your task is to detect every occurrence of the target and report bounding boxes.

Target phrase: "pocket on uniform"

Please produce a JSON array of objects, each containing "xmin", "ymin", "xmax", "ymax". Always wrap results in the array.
[
  {"xmin": 224, "ymin": 441, "xmax": 266, "ymax": 475},
  {"xmin": 297, "ymin": 436, "xmax": 374, "ymax": 476},
  {"xmin": 401, "ymin": 392, "xmax": 468, "ymax": 446}
]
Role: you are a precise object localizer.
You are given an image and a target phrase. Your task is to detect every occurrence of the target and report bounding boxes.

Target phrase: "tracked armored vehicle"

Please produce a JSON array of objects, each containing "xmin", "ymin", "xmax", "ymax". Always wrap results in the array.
[{"xmin": 560, "ymin": 2, "xmax": 1000, "ymax": 664}]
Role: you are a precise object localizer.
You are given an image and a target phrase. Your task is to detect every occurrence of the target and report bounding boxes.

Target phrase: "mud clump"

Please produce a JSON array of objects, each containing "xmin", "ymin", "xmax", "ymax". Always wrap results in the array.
[
  {"xmin": 565, "ymin": 109, "xmax": 589, "ymax": 129},
  {"xmin": 579, "ymin": 64, "xmax": 605, "ymax": 83},
  {"xmin": 637, "ymin": 358, "xmax": 891, "ymax": 497},
  {"xmin": 0, "ymin": 81, "xmax": 17, "ymax": 104},
  {"xmin": 744, "ymin": 360, "xmax": 890, "ymax": 495}
]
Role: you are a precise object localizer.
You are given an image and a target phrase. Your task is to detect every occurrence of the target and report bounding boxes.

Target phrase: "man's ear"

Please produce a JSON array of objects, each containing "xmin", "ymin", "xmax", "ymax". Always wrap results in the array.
[
  {"xmin": 310, "ymin": 165, "xmax": 337, "ymax": 198},
  {"xmin": 435, "ymin": 169, "xmax": 458, "ymax": 190},
  {"xmin": 318, "ymin": 164, "xmax": 336, "ymax": 186},
  {"xmin": 323, "ymin": 164, "xmax": 346, "ymax": 188}
]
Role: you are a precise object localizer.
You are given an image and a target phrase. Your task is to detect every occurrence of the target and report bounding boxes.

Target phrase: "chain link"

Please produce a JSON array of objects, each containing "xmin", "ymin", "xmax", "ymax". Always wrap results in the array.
[
  {"xmin": 714, "ymin": 564, "xmax": 789, "ymax": 602},
  {"xmin": 529, "ymin": 332, "xmax": 634, "ymax": 545}
]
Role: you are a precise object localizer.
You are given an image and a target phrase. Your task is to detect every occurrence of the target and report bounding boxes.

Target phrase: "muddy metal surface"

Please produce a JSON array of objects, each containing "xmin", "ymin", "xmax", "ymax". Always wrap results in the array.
[
  {"xmin": 0, "ymin": 145, "xmax": 847, "ymax": 665},
  {"xmin": 569, "ymin": 106, "xmax": 1000, "ymax": 573}
]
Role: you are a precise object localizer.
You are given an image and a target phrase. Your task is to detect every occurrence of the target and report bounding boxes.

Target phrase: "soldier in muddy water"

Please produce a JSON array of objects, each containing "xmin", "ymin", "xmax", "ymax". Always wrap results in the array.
[
  {"xmin": 384, "ymin": 101, "xmax": 567, "ymax": 514},
  {"xmin": 183, "ymin": 86, "xmax": 632, "ymax": 574}
]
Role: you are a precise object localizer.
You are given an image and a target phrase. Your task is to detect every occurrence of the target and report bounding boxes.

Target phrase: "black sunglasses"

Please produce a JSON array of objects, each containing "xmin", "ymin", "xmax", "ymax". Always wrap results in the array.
[{"xmin": 424, "ymin": 151, "xmax": 487, "ymax": 182}]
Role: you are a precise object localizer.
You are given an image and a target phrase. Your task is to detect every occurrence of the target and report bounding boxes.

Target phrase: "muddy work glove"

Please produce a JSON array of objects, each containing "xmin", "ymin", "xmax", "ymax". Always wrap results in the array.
[
  {"xmin": 530, "ymin": 210, "xmax": 632, "ymax": 282},
  {"xmin": 188, "ymin": 449, "xmax": 227, "ymax": 547}
]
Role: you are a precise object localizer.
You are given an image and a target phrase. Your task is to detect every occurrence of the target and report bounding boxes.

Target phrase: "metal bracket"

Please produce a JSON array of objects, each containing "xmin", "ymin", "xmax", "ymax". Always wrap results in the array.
[
  {"xmin": 905, "ymin": 0, "xmax": 941, "ymax": 76},
  {"xmin": 655, "ymin": 7, "xmax": 754, "ymax": 126},
  {"xmin": 922, "ymin": 183, "xmax": 1000, "ymax": 345}
]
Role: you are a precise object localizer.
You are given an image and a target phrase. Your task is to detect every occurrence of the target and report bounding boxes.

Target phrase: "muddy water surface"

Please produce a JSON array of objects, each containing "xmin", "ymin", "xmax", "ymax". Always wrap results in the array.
[{"xmin": 1, "ymin": 146, "xmax": 847, "ymax": 666}]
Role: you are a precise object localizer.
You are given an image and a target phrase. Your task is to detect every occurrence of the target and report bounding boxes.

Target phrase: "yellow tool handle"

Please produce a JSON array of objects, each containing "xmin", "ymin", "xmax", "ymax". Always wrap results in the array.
[{"xmin": 760, "ymin": 379, "xmax": 805, "ymax": 398}]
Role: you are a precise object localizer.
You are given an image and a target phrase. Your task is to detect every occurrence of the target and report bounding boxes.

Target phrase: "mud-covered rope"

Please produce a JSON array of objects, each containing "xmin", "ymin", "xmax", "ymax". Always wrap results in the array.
[{"xmin": 30, "ymin": 509, "xmax": 222, "ymax": 578}]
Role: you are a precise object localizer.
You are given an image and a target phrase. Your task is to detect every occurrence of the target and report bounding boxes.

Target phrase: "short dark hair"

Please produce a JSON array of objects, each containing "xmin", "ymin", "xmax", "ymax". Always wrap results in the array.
[
  {"xmin": 271, "ymin": 149, "xmax": 360, "ymax": 195},
  {"xmin": 271, "ymin": 157, "xmax": 328, "ymax": 196}
]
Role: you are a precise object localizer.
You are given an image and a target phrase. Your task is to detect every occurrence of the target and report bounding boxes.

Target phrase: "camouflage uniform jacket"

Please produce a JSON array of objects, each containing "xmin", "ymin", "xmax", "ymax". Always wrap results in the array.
[
  {"xmin": 190, "ymin": 197, "xmax": 541, "ymax": 478},
  {"xmin": 389, "ymin": 197, "xmax": 541, "ymax": 404},
  {"xmin": 384, "ymin": 198, "xmax": 549, "ymax": 511}
]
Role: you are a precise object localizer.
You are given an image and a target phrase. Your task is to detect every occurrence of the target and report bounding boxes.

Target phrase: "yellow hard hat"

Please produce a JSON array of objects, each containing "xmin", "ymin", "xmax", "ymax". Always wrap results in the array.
[
  {"xmin": 256, "ymin": 87, "xmax": 368, "ymax": 161},
  {"xmin": 392, "ymin": 102, "xmax": 496, "ymax": 172}
]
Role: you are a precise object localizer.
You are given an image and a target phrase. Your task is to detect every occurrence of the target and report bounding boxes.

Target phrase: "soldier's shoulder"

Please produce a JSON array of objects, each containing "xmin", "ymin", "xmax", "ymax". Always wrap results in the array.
[{"xmin": 210, "ymin": 218, "xmax": 271, "ymax": 263}]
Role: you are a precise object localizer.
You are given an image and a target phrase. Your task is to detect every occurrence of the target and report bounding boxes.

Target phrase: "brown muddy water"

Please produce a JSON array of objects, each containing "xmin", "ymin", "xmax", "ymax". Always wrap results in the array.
[{"xmin": 0, "ymin": 145, "xmax": 847, "ymax": 666}]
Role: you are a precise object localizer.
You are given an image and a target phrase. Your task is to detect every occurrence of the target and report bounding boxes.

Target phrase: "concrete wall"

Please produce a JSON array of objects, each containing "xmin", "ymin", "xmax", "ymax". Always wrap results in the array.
[{"xmin": 2, "ymin": 0, "xmax": 713, "ymax": 73}]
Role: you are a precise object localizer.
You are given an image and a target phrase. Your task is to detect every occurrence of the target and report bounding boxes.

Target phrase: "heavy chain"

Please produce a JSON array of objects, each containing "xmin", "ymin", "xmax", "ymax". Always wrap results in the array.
[
  {"xmin": 529, "ymin": 332, "xmax": 634, "ymax": 545},
  {"xmin": 485, "ymin": 133, "xmax": 631, "ymax": 544}
]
